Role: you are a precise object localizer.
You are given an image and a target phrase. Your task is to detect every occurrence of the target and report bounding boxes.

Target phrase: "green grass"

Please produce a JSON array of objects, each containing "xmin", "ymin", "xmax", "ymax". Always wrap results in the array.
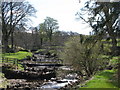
[
  {"xmin": 1, "ymin": 51, "xmax": 32, "ymax": 70},
  {"xmin": 110, "ymin": 56, "xmax": 120, "ymax": 65},
  {"xmin": 102, "ymin": 38, "xmax": 120, "ymax": 42},
  {"xmin": 80, "ymin": 70, "xmax": 118, "ymax": 88},
  {"xmin": 101, "ymin": 55, "xmax": 110, "ymax": 58},
  {"xmin": 102, "ymin": 38, "xmax": 120, "ymax": 47},
  {"xmin": 2, "ymin": 51, "xmax": 32, "ymax": 60}
]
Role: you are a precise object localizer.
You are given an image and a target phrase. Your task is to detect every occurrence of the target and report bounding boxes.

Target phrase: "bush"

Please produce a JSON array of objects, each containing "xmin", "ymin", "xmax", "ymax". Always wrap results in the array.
[{"xmin": 60, "ymin": 35, "xmax": 104, "ymax": 77}]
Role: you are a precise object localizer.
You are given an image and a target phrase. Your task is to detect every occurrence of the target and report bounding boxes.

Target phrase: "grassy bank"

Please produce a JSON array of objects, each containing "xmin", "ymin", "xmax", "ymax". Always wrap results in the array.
[
  {"xmin": 2, "ymin": 51, "xmax": 32, "ymax": 60},
  {"xmin": 1, "ymin": 51, "xmax": 32, "ymax": 70},
  {"xmin": 80, "ymin": 69, "xmax": 118, "ymax": 88},
  {"xmin": 79, "ymin": 55, "xmax": 119, "ymax": 88}
]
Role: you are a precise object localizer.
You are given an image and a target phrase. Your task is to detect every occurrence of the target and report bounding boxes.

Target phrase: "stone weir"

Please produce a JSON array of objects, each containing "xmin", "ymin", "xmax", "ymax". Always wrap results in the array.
[
  {"xmin": 2, "ymin": 65, "xmax": 56, "ymax": 80},
  {"xmin": 23, "ymin": 63, "xmax": 63, "ymax": 67}
]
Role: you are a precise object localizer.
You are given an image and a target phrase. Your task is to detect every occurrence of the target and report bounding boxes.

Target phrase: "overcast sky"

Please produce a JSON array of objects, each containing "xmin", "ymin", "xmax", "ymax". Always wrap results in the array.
[{"xmin": 27, "ymin": 0, "xmax": 92, "ymax": 35}]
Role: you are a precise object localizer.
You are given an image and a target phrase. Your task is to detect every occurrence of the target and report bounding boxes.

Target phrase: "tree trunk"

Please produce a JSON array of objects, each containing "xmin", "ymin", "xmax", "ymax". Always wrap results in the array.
[
  {"xmin": 2, "ymin": 35, "xmax": 9, "ymax": 53},
  {"xmin": 11, "ymin": 31, "xmax": 14, "ymax": 50},
  {"xmin": 40, "ymin": 38, "xmax": 43, "ymax": 47},
  {"xmin": 111, "ymin": 36, "xmax": 117, "ymax": 54},
  {"xmin": 105, "ymin": 9, "xmax": 117, "ymax": 55},
  {"xmin": 108, "ymin": 30, "xmax": 117, "ymax": 55},
  {"xmin": 10, "ymin": 2, "xmax": 14, "ymax": 51},
  {"xmin": 49, "ymin": 29, "xmax": 52, "ymax": 42},
  {"xmin": 2, "ymin": 8, "xmax": 9, "ymax": 53},
  {"xmin": 85, "ymin": 69, "xmax": 91, "ymax": 77},
  {"xmin": 84, "ymin": 64, "xmax": 92, "ymax": 77}
]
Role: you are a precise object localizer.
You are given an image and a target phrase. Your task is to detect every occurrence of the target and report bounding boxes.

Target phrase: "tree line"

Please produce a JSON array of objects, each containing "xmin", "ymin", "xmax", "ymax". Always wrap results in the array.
[
  {"xmin": 13, "ymin": 24, "xmax": 78, "ymax": 51},
  {"xmin": 1, "ymin": 2, "xmax": 78, "ymax": 53}
]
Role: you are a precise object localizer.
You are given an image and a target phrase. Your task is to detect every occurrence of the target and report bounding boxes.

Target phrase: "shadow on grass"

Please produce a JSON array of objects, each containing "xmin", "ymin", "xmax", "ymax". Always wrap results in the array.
[{"xmin": 98, "ymin": 70, "xmax": 118, "ymax": 88}]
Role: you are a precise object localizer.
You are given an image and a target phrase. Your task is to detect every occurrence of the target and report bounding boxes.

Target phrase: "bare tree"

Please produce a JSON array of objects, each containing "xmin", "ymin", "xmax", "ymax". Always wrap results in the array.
[
  {"xmin": 60, "ymin": 35, "xmax": 105, "ymax": 77},
  {"xmin": 2, "ymin": 2, "xmax": 36, "ymax": 52}
]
